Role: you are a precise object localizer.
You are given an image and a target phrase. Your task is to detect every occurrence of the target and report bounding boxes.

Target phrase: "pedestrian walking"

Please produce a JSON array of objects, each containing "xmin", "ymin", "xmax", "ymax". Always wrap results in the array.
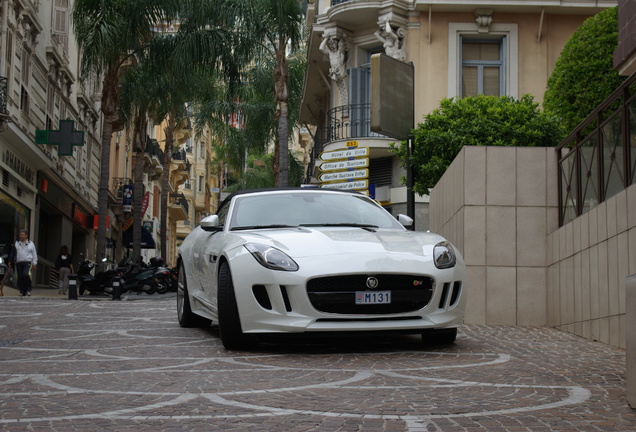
[
  {"xmin": 1, "ymin": 240, "xmax": 16, "ymax": 296},
  {"xmin": 55, "ymin": 245, "xmax": 74, "ymax": 295},
  {"xmin": 15, "ymin": 230, "xmax": 37, "ymax": 296}
]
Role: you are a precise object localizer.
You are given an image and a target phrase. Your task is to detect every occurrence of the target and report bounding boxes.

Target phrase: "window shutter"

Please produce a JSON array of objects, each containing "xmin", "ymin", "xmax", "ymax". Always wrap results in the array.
[{"xmin": 348, "ymin": 68, "xmax": 370, "ymax": 138}]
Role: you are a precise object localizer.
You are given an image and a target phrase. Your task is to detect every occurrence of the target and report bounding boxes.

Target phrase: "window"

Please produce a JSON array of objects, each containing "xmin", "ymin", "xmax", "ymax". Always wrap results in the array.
[
  {"xmin": 461, "ymin": 38, "xmax": 504, "ymax": 97},
  {"xmin": 199, "ymin": 142, "xmax": 204, "ymax": 158},
  {"xmin": 184, "ymin": 179, "xmax": 191, "ymax": 189},
  {"xmin": 448, "ymin": 23, "xmax": 518, "ymax": 99},
  {"xmin": 198, "ymin": 176, "xmax": 203, "ymax": 192},
  {"xmin": 20, "ymin": 51, "xmax": 30, "ymax": 114},
  {"xmin": 52, "ymin": 0, "xmax": 69, "ymax": 52}
]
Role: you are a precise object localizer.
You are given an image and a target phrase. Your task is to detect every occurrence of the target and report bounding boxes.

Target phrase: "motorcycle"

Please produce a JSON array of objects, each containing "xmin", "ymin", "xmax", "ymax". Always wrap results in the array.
[
  {"xmin": 115, "ymin": 259, "xmax": 158, "ymax": 295},
  {"xmin": 77, "ymin": 258, "xmax": 114, "ymax": 295},
  {"xmin": 149, "ymin": 257, "xmax": 171, "ymax": 295}
]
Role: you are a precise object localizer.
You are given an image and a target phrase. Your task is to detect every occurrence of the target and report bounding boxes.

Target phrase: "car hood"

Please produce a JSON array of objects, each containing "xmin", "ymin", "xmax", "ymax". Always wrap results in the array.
[{"xmin": 232, "ymin": 227, "xmax": 448, "ymax": 259}]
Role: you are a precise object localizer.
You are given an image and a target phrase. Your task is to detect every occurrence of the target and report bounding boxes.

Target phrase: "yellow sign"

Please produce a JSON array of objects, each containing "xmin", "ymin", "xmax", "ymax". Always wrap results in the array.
[
  {"xmin": 319, "ymin": 158, "xmax": 369, "ymax": 172},
  {"xmin": 320, "ymin": 147, "xmax": 369, "ymax": 161},
  {"xmin": 346, "ymin": 141, "xmax": 358, "ymax": 148}
]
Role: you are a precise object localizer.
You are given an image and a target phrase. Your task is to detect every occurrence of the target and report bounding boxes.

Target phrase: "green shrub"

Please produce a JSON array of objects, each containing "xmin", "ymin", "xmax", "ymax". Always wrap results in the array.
[
  {"xmin": 393, "ymin": 95, "xmax": 564, "ymax": 194},
  {"xmin": 543, "ymin": 7, "xmax": 623, "ymax": 133}
]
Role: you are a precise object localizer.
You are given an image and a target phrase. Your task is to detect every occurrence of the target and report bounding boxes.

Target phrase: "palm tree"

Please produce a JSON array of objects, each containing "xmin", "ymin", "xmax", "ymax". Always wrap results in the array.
[
  {"xmin": 191, "ymin": 1, "xmax": 306, "ymax": 190},
  {"xmin": 74, "ymin": 0, "xmax": 266, "ymax": 261},
  {"xmin": 72, "ymin": 0, "xmax": 181, "ymax": 263},
  {"xmin": 252, "ymin": 0, "xmax": 304, "ymax": 187}
]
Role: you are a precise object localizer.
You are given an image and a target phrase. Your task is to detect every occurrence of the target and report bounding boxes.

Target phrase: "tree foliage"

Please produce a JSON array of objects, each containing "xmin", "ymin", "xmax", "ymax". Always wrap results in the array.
[
  {"xmin": 393, "ymin": 95, "xmax": 564, "ymax": 194},
  {"xmin": 543, "ymin": 7, "xmax": 623, "ymax": 133}
]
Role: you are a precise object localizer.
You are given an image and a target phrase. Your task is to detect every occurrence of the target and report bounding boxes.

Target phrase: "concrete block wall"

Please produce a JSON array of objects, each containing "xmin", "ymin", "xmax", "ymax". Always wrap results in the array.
[
  {"xmin": 547, "ymin": 183, "xmax": 636, "ymax": 348},
  {"xmin": 430, "ymin": 146, "xmax": 557, "ymax": 328},
  {"xmin": 430, "ymin": 145, "xmax": 636, "ymax": 349}
]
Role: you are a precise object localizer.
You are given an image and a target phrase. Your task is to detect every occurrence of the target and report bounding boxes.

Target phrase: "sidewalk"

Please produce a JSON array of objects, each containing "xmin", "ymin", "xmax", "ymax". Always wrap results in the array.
[{"xmin": 0, "ymin": 285, "xmax": 70, "ymax": 299}]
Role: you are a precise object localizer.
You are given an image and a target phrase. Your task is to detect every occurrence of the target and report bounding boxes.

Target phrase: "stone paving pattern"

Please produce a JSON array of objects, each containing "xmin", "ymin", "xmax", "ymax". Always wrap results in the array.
[{"xmin": 1, "ymin": 294, "xmax": 635, "ymax": 431}]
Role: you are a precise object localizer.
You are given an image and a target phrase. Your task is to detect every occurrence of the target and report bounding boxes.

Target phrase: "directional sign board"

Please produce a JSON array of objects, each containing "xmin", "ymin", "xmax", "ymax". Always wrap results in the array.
[
  {"xmin": 321, "ymin": 179, "xmax": 368, "ymax": 190},
  {"xmin": 320, "ymin": 169, "xmax": 368, "ymax": 183},
  {"xmin": 320, "ymin": 158, "xmax": 369, "ymax": 172},
  {"xmin": 320, "ymin": 147, "xmax": 369, "ymax": 161}
]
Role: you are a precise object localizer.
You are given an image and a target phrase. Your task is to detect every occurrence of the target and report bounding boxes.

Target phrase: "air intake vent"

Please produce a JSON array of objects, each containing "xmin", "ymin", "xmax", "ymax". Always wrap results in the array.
[{"xmin": 2, "ymin": 170, "xmax": 8, "ymax": 188}]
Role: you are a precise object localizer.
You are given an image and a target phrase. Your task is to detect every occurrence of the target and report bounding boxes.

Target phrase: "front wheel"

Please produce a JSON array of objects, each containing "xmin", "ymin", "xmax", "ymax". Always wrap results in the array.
[
  {"xmin": 177, "ymin": 260, "xmax": 211, "ymax": 328},
  {"xmin": 218, "ymin": 262, "xmax": 254, "ymax": 350},
  {"xmin": 156, "ymin": 278, "xmax": 169, "ymax": 294}
]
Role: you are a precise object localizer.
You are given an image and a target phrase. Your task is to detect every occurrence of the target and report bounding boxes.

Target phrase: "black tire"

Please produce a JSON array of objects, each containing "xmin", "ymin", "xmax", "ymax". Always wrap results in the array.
[
  {"xmin": 177, "ymin": 260, "xmax": 211, "ymax": 328},
  {"xmin": 139, "ymin": 279, "xmax": 156, "ymax": 295},
  {"xmin": 218, "ymin": 262, "xmax": 253, "ymax": 350},
  {"xmin": 79, "ymin": 284, "xmax": 86, "ymax": 296},
  {"xmin": 156, "ymin": 278, "xmax": 169, "ymax": 294},
  {"xmin": 422, "ymin": 328, "xmax": 457, "ymax": 345}
]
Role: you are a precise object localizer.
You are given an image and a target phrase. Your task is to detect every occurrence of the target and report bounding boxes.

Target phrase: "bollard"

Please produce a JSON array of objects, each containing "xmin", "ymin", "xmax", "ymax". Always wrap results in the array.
[
  {"xmin": 112, "ymin": 275, "xmax": 122, "ymax": 301},
  {"xmin": 68, "ymin": 274, "xmax": 78, "ymax": 300}
]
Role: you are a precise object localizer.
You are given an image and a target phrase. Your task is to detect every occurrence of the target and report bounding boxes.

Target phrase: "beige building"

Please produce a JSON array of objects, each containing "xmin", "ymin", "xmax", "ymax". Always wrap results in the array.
[
  {"xmin": 300, "ymin": 0, "xmax": 615, "ymax": 229},
  {"xmin": 0, "ymin": 0, "xmax": 102, "ymax": 285}
]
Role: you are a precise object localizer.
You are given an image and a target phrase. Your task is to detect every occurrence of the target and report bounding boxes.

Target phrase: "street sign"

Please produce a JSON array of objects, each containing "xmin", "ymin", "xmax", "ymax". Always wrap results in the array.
[
  {"xmin": 320, "ymin": 169, "xmax": 368, "ymax": 183},
  {"xmin": 319, "ymin": 158, "xmax": 369, "ymax": 172},
  {"xmin": 321, "ymin": 180, "xmax": 368, "ymax": 190},
  {"xmin": 320, "ymin": 147, "xmax": 369, "ymax": 161}
]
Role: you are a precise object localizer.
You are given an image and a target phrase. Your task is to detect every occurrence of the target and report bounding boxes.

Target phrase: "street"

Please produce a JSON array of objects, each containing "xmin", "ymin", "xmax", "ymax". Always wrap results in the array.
[{"xmin": 1, "ymin": 296, "xmax": 635, "ymax": 431}]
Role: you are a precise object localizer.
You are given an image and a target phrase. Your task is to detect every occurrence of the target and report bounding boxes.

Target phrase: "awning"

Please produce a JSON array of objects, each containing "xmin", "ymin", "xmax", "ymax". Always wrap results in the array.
[{"xmin": 122, "ymin": 226, "xmax": 157, "ymax": 249}]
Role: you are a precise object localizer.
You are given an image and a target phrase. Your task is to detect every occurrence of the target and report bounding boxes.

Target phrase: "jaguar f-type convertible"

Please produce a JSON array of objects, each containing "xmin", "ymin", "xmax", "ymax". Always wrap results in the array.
[{"xmin": 177, "ymin": 188, "xmax": 466, "ymax": 349}]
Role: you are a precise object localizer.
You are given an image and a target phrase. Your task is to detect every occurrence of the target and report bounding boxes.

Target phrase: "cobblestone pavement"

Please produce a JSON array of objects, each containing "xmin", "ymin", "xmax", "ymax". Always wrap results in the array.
[{"xmin": 1, "ymin": 296, "xmax": 635, "ymax": 431}]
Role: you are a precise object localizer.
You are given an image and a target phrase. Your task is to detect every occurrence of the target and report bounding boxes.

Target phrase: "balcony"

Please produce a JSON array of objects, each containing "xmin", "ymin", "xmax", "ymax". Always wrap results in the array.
[
  {"xmin": 170, "ymin": 148, "xmax": 190, "ymax": 189},
  {"xmin": 327, "ymin": 104, "xmax": 387, "ymax": 143},
  {"xmin": 169, "ymin": 193, "xmax": 189, "ymax": 221},
  {"xmin": 108, "ymin": 177, "xmax": 133, "ymax": 207},
  {"xmin": 143, "ymin": 138, "xmax": 164, "ymax": 180},
  {"xmin": 0, "ymin": 76, "xmax": 9, "ymax": 132}
]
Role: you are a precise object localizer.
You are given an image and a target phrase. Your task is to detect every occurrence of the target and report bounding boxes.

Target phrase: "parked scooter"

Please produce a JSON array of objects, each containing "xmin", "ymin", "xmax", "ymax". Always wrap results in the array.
[
  {"xmin": 149, "ymin": 257, "xmax": 171, "ymax": 294},
  {"xmin": 115, "ymin": 258, "xmax": 157, "ymax": 295},
  {"xmin": 77, "ymin": 258, "xmax": 113, "ymax": 295}
]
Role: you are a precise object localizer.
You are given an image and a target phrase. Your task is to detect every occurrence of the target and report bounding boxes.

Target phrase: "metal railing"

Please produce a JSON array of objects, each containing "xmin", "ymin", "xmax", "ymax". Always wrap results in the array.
[
  {"xmin": 327, "ymin": 104, "xmax": 385, "ymax": 142},
  {"xmin": 111, "ymin": 177, "xmax": 133, "ymax": 197},
  {"xmin": 331, "ymin": 0, "xmax": 351, "ymax": 5},
  {"xmin": 146, "ymin": 138, "xmax": 164, "ymax": 162},
  {"xmin": 170, "ymin": 193, "xmax": 189, "ymax": 215},
  {"xmin": 556, "ymin": 73, "xmax": 636, "ymax": 226}
]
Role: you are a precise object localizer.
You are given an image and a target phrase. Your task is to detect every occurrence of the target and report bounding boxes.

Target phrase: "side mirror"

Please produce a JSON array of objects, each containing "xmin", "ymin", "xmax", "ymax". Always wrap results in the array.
[
  {"xmin": 397, "ymin": 214, "xmax": 413, "ymax": 227},
  {"xmin": 201, "ymin": 215, "xmax": 221, "ymax": 232}
]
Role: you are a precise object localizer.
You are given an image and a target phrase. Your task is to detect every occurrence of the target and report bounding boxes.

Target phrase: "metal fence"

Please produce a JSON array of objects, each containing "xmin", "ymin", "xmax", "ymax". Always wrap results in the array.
[{"xmin": 556, "ymin": 73, "xmax": 636, "ymax": 226}]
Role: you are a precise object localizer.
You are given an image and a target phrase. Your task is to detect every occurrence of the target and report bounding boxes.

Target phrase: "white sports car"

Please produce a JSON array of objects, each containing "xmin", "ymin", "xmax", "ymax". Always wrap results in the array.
[{"xmin": 177, "ymin": 188, "xmax": 466, "ymax": 349}]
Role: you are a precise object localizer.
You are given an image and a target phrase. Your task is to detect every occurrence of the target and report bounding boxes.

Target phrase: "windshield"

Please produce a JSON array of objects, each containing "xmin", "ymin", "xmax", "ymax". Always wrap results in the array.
[{"xmin": 228, "ymin": 192, "xmax": 404, "ymax": 230}]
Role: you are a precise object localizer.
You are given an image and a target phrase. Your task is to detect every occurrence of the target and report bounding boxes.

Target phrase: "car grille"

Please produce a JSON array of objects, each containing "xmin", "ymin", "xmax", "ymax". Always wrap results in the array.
[{"xmin": 306, "ymin": 274, "xmax": 434, "ymax": 314}]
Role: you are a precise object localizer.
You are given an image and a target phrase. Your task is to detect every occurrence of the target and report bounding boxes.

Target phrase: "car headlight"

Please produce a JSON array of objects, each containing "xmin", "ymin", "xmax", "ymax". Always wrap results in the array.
[
  {"xmin": 244, "ymin": 243, "xmax": 299, "ymax": 271},
  {"xmin": 433, "ymin": 241, "xmax": 456, "ymax": 269}
]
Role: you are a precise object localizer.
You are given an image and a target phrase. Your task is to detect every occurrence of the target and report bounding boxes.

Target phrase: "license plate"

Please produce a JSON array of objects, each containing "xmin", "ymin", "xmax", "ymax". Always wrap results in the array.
[{"xmin": 355, "ymin": 291, "xmax": 391, "ymax": 304}]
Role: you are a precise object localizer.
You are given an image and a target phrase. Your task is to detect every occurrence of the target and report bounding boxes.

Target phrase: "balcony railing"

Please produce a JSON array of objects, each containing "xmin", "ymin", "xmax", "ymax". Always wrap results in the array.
[
  {"xmin": 170, "ymin": 193, "xmax": 189, "ymax": 215},
  {"xmin": 331, "ymin": 0, "xmax": 351, "ymax": 5},
  {"xmin": 327, "ymin": 103, "xmax": 385, "ymax": 142},
  {"xmin": 111, "ymin": 177, "xmax": 133, "ymax": 198},
  {"xmin": 146, "ymin": 138, "xmax": 164, "ymax": 162},
  {"xmin": 556, "ymin": 73, "xmax": 636, "ymax": 226}
]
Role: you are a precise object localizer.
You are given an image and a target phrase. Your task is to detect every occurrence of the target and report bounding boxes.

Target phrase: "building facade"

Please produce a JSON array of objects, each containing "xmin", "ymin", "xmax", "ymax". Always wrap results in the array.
[
  {"xmin": 300, "ymin": 0, "xmax": 615, "ymax": 230},
  {"xmin": 0, "ymin": 0, "xmax": 101, "ymax": 286}
]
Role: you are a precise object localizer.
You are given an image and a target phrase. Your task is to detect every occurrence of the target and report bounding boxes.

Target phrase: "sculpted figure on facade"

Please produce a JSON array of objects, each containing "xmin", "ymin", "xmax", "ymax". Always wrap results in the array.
[
  {"xmin": 374, "ymin": 20, "xmax": 406, "ymax": 61},
  {"xmin": 319, "ymin": 33, "xmax": 349, "ymax": 103},
  {"xmin": 319, "ymin": 34, "xmax": 348, "ymax": 82}
]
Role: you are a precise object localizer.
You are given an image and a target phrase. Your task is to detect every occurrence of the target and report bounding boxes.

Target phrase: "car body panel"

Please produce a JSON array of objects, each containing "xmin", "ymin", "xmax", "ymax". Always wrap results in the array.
[{"xmin": 178, "ymin": 188, "xmax": 467, "ymax": 337}]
